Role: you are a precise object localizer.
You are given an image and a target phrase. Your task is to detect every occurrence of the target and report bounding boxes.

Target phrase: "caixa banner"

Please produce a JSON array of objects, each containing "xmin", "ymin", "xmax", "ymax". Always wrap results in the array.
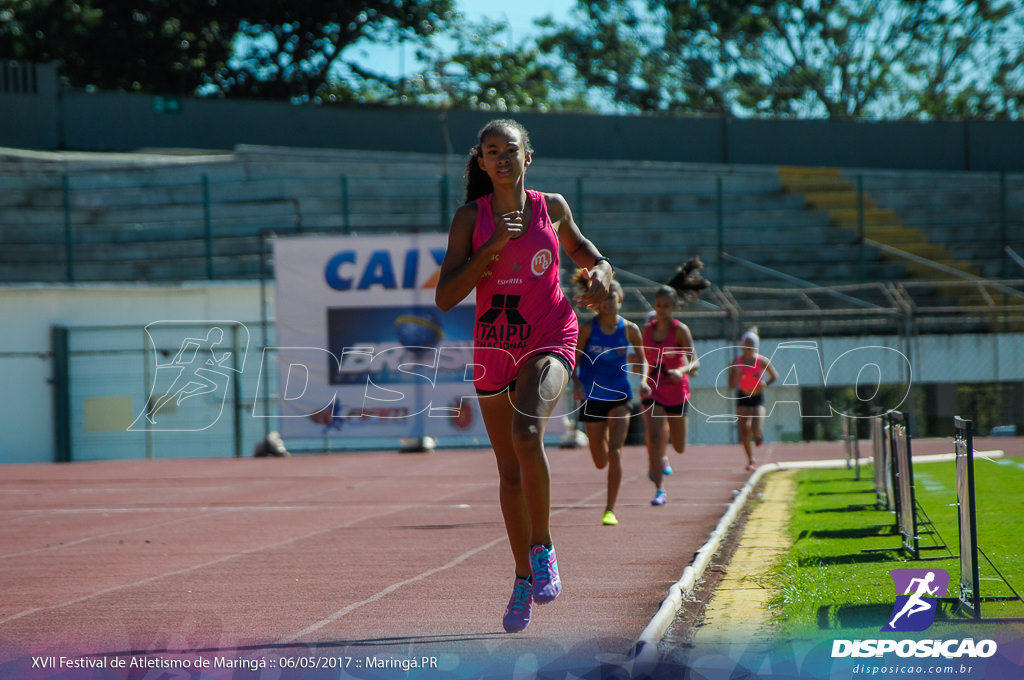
[{"xmin": 273, "ymin": 235, "xmax": 492, "ymax": 442}]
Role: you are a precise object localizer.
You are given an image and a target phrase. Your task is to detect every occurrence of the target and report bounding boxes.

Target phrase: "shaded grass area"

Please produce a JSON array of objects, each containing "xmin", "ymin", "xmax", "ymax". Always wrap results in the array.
[{"xmin": 770, "ymin": 458, "xmax": 1024, "ymax": 639}]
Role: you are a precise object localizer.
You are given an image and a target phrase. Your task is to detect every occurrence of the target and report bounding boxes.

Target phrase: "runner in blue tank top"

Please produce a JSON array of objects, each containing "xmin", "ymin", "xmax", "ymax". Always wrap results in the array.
[{"xmin": 572, "ymin": 277, "xmax": 647, "ymax": 526}]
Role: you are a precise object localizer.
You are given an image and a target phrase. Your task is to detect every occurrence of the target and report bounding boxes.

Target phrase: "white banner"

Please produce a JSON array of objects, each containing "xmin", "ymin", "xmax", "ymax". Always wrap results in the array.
[{"xmin": 273, "ymin": 234, "xmax": 487, "ymax": 442}]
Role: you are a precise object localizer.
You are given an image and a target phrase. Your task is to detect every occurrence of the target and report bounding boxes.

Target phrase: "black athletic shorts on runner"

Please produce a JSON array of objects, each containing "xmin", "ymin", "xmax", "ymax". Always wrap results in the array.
[
  {"xmin": 578, "ymin": 396, "xmax": 631, "ymax": 422},
  {"xmin": 735, "ymin": 392, "xmax": 765, "ymax": 409}
]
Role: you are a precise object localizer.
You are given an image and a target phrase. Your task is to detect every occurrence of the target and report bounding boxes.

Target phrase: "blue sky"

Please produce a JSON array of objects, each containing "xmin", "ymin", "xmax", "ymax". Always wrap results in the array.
[
  {"xmin": 456, "ymin": 0, "xmax": 578, "ymax": 39},
  {"xmin": 350, "ymin": 0, "xmax": 579, "ymax": 78}
]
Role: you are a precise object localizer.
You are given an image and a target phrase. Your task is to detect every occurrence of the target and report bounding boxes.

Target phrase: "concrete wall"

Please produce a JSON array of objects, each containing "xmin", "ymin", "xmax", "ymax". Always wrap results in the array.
[
  {"xmin": 726, "ymin": 118, "xmax": 972, "ymax": 170},
  {"xmin": 0, "ymin": 283, "xmax": 268, "ymax": 464},
  {"xmin": 1, "ymin": 61, "xmax": 60, "ymax": 150},
  {"xmin": 2, "ymin": 63, "xmax": 1022, "ymax": 171},
  {"xmin": 3, "ymin": 279, "xmax": 1022, "ymax": 462},
  {"xmin": 52, "ymin": 93, "xmax": 1024, "ymax": 171}
]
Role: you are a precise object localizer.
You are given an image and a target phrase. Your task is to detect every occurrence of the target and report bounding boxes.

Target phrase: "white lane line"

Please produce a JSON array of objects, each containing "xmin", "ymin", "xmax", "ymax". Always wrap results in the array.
[
  {"xmin": 274, "ymin": 474, "xmax": 633, "ymax": 643},
  {"xmin": 0, "ymin": 503, "xmax": 424, "ymax": 628},
  {"xmin": 0, "ymin": 456, "xmax": 492, "ymax": 628},
  {"xmin": 0, "ymin": 509, "xmax": 235, "ymax": 561},
  {"xmin": 0, "ymin": 455, "xmax": 475, "ymax": 560},
  {"xmin": 276, "ymin": 534, "xmax": 509, "ymax": 644}
]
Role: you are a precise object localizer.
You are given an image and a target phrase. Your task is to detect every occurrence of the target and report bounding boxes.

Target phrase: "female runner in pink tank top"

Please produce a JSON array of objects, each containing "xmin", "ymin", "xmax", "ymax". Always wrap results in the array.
[
  {"xmin": 641, "ymin": 284, "xmax": 701, "ymax": 506},
  {"xmin": 728, "ymin": 329, "xmax": 779, "ymax": 471},
  {"xmin": 436, "ymin": 119, "xmax": 614, "ymax": 633}
]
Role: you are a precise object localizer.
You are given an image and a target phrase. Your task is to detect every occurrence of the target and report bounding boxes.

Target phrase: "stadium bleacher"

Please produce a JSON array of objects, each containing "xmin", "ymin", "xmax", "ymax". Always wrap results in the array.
[{"xmin": 1, "ymin": 145, "xmax": 1020, "ymax": 336}]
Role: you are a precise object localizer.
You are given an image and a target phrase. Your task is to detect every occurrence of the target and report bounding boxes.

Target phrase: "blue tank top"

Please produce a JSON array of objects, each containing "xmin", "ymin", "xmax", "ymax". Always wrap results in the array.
[{"xmin": 577, "ymin": 317, "xmax": 632, "ymax": 402}]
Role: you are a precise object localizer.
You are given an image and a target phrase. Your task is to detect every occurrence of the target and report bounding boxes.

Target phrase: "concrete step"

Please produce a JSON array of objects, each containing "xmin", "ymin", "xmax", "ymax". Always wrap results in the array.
[
  {"xmin": 896, "ymin": 205, "xmax": 1019, "ymax": 224},
  {"xmin": 864, "ymin": 225, "xmax": 932, "ymax": 243},
  {"xmin": 0, "ymin": 197, "xmax": 300, "ymax": 228},
  {"xmin": 897, "ymin": 259, "xmax": 976, "ymax": 277},
  {"xmin": 825, "ymin": 208, "xmax": 899, "ymax": 228},
  {"xmin": 778, "ymin": 167, "xmax": 854, "ymax": 194},
  {"xmin": 608, "ymin": 249, "xmax": 905, "ymax": 287},
  {"xmin": 576, "ymin": 192, "xmax": 804, "ymax": 213},
  {"xmin": 904, "ymin": 225, "xmax": 1015, "ymax": 244},
  {"xmin": 802, "ymin": 191, "xmax": 879, "ymax": 211},
  {"xmin": 0, "ymin": 153, "xmax": 1014, "ymax": 295},
  {"xmin": 581, "ymin": 209, "xmax": 830, "ymax": 231},
  {"xmin": 590, "ymin": 226, "xmax": 853, "ymax": 251},
  {"xmin": 857, "ymin": 172, "xmax": 1014, "ymax": 193},
  {"xmin": 866, "ymin": 188, "xmax": 1004, "ymax": 210},
  {"xmin": 0, "ymin": 235, "xmax": 263, "ymax": 263},
  {"xmin": 0, "ymin": 253, "xmax": 265, "ymax": 282},
  {"xmin": 1, "ymin": 212, "xmax": 301, "ymax": 244}
]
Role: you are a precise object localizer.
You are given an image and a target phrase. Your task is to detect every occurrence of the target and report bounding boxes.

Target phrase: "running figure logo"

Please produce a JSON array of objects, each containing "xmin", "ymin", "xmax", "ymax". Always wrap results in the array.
[
  {"xmin": 882, "ymin": 568, "xmax": 949, "ymax": 632},
  {"xmin": 129, "ymin": 322, "xmax": 250, "ymax": 432}
]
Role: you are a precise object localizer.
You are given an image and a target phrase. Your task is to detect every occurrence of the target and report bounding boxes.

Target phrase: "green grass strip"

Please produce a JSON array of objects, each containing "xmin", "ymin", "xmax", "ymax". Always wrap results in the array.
[{"xmin": 769, "ymin": 458, "xmax": 1024, "ymax": 639}]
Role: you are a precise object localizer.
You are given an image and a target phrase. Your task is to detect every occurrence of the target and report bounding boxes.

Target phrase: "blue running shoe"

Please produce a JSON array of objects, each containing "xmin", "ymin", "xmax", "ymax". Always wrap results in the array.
[
  {"xmin": 502, "ymin": 577, "xmax": 532, "ymax": 632},
  {"xmin": 649, "ymin": 460, "xmax": 672, "ymax": 481},
  {"xmin": 651, "ymin": 489, "xmax": 667, "ymax": 506},
  {"xmin": 530, "ymin": 544, "xmax": 562, "ymax": 604}
]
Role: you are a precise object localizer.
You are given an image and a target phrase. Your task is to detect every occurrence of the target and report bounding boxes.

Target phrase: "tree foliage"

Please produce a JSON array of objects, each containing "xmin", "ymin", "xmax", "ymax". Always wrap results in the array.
[
  {"xmin": 0, "ymin": 0, "xmax": 454, "ymax": 99},
  {"xmin": 365, "ymin": 17, "xmax": 588, "ymax": 112},
  {"xmin": 2, "ymin": 0, "xmax": 1023, "ymax": 118},
  {"xmin": 539, "ymin": 0, "xmax": 1024, "ymax": 119}
]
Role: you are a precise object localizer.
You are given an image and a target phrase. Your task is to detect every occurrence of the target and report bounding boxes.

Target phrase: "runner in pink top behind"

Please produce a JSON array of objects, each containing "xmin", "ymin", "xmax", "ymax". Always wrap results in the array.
[
  {"xmin": 435, "ymin": 119, "xmax": 614, "ymax": 634},
  {"xmin": 643, "ymin": 316, "xmax": 691, "ymax": 407},
  {"xmin": 728, "ymin": 328, "xmax": 779, "ymax": 471},
  {"xmin": 641, "ymin": 283, "xmax": 702, "ymax": 506}
]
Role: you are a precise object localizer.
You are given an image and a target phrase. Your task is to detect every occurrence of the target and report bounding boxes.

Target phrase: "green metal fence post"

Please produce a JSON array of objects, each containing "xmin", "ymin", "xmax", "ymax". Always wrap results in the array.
[
  {"xmin": 341, "ymin": 174, "xmax": 351, "ymax": 233},
  {"xmin": 202, "ymin": 174, "xmax": 213, "ymax": 279},
  {"xmin": 716, "ymin": 176, "xmax": 725, "ymax": 290},
  {"xmin": 143, "ymin": 326, "xmax": 153, "ymax": 459},
  {"xmin": 716, "ymin": 176, "xmax": 726, "ymax": 339},
  {"xmin": 52, "ymin": 326, "xmax": 71, "ymax": 462},
  {"xmin": 1000, "ymin": 171, "xmax": 1008, "ymax": 331},
  {"xmin": 62, "ymin": 174, "xmax": 75, "ymax": 283},
  {"xmin": 1000, "ymin": 171, "xmax": 1008, "ymax": 281},
  {"xmin": 857, "ymin": 174, "xmax": 865, "ymax": 285},
  {"xmin": 575, "ymin": 178, "xmax": 584, "ymax": 230},
  {"xmin": 232, "ymin": 323, "xmax": 243, "ymax": 458},
  {"xmin": 259, "ymin": 235, "xmax": 272, "ymax": 435},
  {"xmin": 439, "ymin": 175, "xmax": 450, "ymax": 228}
]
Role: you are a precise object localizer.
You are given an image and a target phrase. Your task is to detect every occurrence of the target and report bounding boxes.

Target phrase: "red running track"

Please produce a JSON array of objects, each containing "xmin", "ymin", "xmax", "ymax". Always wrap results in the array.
[{"xmin": 1, "ymin": 438, "xmax": 1018, "ymax": 679}]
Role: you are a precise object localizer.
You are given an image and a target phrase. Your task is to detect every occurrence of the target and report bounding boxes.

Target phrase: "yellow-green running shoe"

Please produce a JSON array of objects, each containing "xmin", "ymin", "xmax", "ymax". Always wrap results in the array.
[{"xmin": 602, "ymin": 510, "xmax": 618, "ymax": 526}]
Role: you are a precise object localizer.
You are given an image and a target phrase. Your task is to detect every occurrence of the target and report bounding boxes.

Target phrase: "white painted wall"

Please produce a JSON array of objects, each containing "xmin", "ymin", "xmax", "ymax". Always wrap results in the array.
[{"xmin": 0, "ymin": 282, "xmax": 269, "ymax": 463}]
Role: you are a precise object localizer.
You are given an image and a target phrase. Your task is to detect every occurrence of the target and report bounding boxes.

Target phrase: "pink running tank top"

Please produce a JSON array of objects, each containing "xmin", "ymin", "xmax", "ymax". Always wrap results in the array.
[
  {"xmin": 471, "ymin": 190, "xmax": 578, "ymax": 392},
  {"xmin": 736, "ymin": 354, "xmax": 767, "ymax": 395},
  {"xmin": 642, "ymin": 318, "xmax": 690, "ymax": 407}
]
